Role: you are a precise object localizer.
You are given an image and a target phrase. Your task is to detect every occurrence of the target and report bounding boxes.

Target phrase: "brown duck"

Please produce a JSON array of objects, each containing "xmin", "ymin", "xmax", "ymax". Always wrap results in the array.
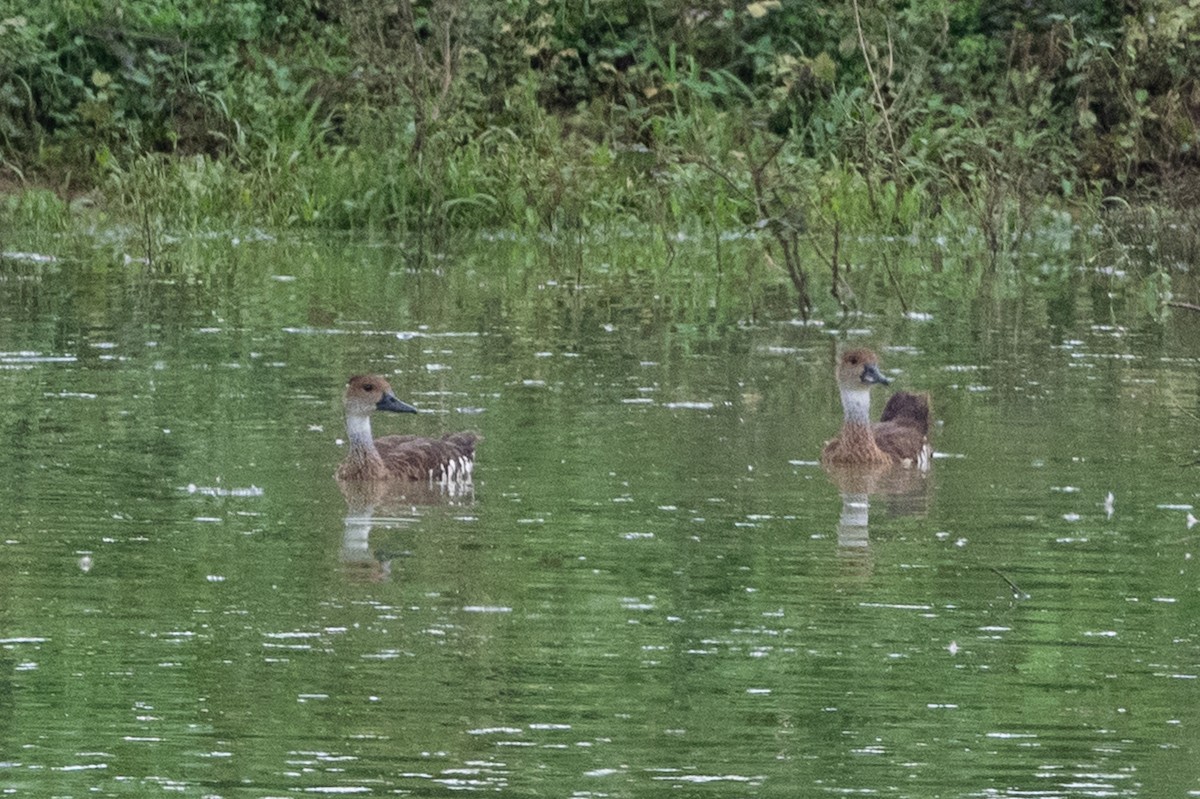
[
  {"xmin": 820, "ymin": 348, "xmax": 931, "ymax": 468},
  {"xmin": 336, "ymin": 374, "xmax": 479, "ymax": 482}
]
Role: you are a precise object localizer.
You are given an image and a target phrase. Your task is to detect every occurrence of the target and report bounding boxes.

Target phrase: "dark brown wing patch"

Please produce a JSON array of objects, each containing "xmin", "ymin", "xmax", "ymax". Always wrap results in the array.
[{"xmin": 879, "ymin": 391, "xmax": 930, "ymax": 434}]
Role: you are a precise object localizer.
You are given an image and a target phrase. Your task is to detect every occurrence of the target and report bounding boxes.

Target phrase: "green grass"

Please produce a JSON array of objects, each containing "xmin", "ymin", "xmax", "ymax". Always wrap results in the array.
[{"xmin": 3, "ymin": 0, "xmax": 1199, "ymax": 318}]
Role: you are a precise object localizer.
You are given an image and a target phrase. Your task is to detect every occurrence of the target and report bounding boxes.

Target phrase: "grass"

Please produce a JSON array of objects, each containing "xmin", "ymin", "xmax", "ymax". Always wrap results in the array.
[{"xmin": 4, "ymin": 0, "xmax": 1200, "ymax": 321}]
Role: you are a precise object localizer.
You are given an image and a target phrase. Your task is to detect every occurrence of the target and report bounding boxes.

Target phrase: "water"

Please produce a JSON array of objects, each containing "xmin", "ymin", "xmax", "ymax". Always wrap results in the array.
[{"xmin": 1, "ymin": 233, "xmax": 1199, "ymax": 797}]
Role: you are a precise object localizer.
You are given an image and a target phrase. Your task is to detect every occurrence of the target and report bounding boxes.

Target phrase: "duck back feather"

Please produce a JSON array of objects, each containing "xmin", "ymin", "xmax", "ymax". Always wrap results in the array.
[
  {"xmin": 374, "ymin": 431, "xmax": 479, "ymax": 482},
  {"xmin": 874, "ymin": 391, "xmax": 931, "ymax": 464}
]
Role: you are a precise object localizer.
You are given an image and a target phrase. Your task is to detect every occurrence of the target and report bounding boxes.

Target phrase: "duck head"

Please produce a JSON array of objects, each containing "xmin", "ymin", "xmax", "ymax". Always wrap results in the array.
[
  {"xmin": 836, "ymin": 349, "xmax": 891, "ymax": 389},
  {"xmin": 343, "ymin": 375, "xmax": 419, "ymax": 416}
]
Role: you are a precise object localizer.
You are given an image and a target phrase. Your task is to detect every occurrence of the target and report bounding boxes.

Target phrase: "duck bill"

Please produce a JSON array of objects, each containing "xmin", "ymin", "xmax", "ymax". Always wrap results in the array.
[
  {"xmin": 861, "ymin": 364, "xmax": 891, "ymax": 385},
  {"xmin": 377, "ymin": 393, "xmax": 418, "ymax": 413}
]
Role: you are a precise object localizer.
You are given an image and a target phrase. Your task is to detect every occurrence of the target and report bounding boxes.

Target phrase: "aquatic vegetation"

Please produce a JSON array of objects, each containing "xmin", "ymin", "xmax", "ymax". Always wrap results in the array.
[{"xmin": 1, "ymin": 0, "xmax": 1199, "ymax": 316}]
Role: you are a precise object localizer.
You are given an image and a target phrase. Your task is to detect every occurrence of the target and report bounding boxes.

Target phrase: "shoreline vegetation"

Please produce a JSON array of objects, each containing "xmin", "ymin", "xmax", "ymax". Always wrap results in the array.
[{"xmin": 2, "ymin": 1, "xmax": 1199, "ymax": 316}]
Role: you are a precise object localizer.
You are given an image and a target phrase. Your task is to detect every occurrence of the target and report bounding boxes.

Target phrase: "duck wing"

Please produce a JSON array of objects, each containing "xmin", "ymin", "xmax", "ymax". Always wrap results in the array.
[
  {"xmin": 872, "ymin": 421, "xmax": 928, "ymax": 463},
  {"xmin": 376, "ymin": 432, "xmax": 479, "ymax": 481},
  {"xmin": 879, "ymin": 391, "xmax": 930, "ymax": 434},
  {"xmin": 874, "ymin": 392, "xmax": 931, "ymax": 465}
]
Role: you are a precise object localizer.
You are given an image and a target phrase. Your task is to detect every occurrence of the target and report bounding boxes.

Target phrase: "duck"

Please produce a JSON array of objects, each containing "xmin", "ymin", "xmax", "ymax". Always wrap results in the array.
[
  {"xmin": 336, "ymin": 374, "xmax": 479, "ymax": 483},
  {"xmin": 820, "ymin": 348, "xmax": 931, "ymax": 469}
]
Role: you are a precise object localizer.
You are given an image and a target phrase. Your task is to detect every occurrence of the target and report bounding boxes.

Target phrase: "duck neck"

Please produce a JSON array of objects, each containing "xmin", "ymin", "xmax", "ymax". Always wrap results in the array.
[
  {"xmin": 346, "ymin": 413, "xmax": 375, "ymax": 449},
  {"xmin": 345, "ymin": 413, "xmax": 386, "ymax": 473},
  {"xmin": 840, "ymin": 387, "xmax": 874, "ymax": 429}
]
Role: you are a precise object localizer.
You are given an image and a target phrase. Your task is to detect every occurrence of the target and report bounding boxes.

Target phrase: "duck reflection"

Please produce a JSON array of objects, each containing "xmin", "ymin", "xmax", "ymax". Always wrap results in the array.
[
  {"xmin": 336, "ymin": 478, "xmax": 475, "ymax": 581},
  {"xmin": 824, "ymin": 463, "xmax": 932, "ymax": 568}
]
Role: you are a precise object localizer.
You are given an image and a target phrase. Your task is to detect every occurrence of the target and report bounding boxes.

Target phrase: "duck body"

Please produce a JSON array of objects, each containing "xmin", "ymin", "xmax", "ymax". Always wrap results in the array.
[
  {"xmin": 336, "ymin": 374, "xmax": 479, "ymax": 482},
  {"xmin": 820, "ymin": 349, "xmax": 931, "ymax": 469}
]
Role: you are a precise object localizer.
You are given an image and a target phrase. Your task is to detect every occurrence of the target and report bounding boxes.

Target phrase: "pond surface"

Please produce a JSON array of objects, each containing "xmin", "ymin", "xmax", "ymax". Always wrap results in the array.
[{"xmin": 1, "ymin": 232, "xmax": 1199, "ymax": 797}]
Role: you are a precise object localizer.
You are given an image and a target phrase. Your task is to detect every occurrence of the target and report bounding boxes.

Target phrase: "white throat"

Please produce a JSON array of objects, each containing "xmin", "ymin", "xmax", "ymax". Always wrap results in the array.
[
  {"xmin": 840, "ymin": 387, "xmax": 873, "ymax": 425},
  {"xmin": 345, "ymin": 413, "xmax": 375, "ymax": 447}
]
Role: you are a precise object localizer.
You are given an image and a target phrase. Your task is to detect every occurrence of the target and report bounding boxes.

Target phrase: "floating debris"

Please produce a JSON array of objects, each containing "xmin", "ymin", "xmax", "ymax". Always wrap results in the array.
[{"xmin": 185, "ymin": 484, "xmax": 265, "ymax": 498}]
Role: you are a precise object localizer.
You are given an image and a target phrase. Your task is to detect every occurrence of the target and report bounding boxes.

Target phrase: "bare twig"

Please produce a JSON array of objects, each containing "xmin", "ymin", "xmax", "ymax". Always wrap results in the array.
[
  {"xmin": 851, "ymin": 0, "xmax": 898, "ymax": 163},
  {"xmin": 680, "ymin": 155, "xmax": 754, "ymax": 205},
  {"xmin": 989, "ymin": 566, "xmax": 1029, "ymax": 600},
  {"xmin": 1166, "ymin": 300, "xmax": 1200, "ymax": 313}
]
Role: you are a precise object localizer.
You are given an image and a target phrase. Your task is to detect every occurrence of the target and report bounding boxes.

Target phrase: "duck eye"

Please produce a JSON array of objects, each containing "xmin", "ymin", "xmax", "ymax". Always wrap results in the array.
[
  {"xmin": 363, "ymin": 383, "xmax": 375, "ymax": 391},
  {"xmin": 848, "ymin": 356, "xmax": 858, "ymax": 365}
]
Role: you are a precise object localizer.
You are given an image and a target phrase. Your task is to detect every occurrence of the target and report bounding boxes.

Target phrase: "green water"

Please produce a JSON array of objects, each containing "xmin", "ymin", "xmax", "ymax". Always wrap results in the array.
[{"xmin": 1, "ymin": 233, "xmax": 1198, "ymax": 797}]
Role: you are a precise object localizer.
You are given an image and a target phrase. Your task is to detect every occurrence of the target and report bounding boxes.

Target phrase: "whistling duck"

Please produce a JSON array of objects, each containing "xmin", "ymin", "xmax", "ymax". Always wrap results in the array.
[
  {"xmin": 336, "ymin": 374, "xmax": 479, "ymax": 482},
  {"xmin": 820, "ymin": 348, "xmax": 931, "ymax": 468}
]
